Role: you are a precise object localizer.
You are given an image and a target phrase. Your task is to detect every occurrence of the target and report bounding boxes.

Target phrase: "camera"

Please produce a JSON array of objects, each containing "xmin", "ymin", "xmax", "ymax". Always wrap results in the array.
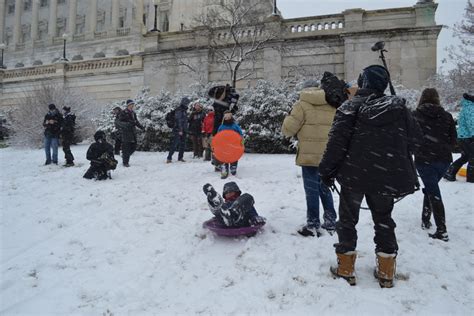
[{"xmin": 224, "ymin": 84, "xmax": 240, "ymax": 110}]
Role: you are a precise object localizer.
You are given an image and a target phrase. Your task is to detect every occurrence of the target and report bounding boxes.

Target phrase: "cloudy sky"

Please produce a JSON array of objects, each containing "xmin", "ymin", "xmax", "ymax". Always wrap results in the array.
[{"xmin": 277, "ymin": 0, "xmax": 468, "ymax": 71}]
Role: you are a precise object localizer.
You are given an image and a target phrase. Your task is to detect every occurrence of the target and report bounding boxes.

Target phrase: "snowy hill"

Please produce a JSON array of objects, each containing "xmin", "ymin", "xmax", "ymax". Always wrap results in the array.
[{"xmin": 1, "ymin": 145, "xmax": 473, "ymax": 315}]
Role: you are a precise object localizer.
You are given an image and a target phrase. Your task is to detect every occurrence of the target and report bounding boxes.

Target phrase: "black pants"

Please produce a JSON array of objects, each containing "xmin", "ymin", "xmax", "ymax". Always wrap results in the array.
[
  {"xmin": 62, "ymin": 138, "xmax": 74, "ymax": 163},
  {"xmin": 449, "ymin": 138, "xmax": 474, "ymax": 181},
  {"xmin": 190, "ymin": 134, "xmax": 203, "ymax": 158},
  {"xmin": 114, "ymin": 139, "xmax": 122, "ymax": 155},
  {"xmin": 83, "ymin": 164, "xmax": 109, "ymax": 180},
  {"xmin": 335, "ymin": 186, "xmax": 398, "ymax": 254},
  {"xmin": 122, "ymin": 142, "xmax": 136, "ymax": 164},
  {"xmin": 167, "ymin": 133, "xmax": 186, "ymax": 161}
]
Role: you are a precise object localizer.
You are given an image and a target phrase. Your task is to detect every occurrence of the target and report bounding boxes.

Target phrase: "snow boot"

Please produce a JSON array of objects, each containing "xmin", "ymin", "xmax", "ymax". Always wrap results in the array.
[
  {"xmin": 203, "ymin": 183, "xmax": 223, "ymax": 215},
  {"xmin": 467, "ymin": 165, "xmax": 474, "ymax": 183},
  {"xmin": 221, "ymin": 164, "xmax": 229, "ymax": 179},
  {"xmin": 230, "ymin": 163, "xmax": 238, "ymax": 176},
  {"xmin": 427, "ymin": 195, "xmax": 448, "ymax": 241},
  {"xmin": 298, "ymin": 225, "xmax": 322, "ymax": 237},
  {"xmin": 421, "ymin": 194, "xmax": 432, "ymax": 230},
  {"xmin": 374, "ymin": 252, "xmax": 396, "ymax": 288},
  {"xmin": 429, "ymin": 230, "xmax": 449, "ymax": 241},
  {"xmin": 443, "ymin": 164, "xmax": 457, "ymax": 181},
  {"xmin": 330, "ymin": 251, "xmax": 357, "ymax": 286}
]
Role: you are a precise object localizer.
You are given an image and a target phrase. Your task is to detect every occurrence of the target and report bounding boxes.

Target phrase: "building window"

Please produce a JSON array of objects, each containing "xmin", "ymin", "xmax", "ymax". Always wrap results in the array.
[
  {"xmin": 119, "ymin": 16, "xmax": 125, "ymax": 28},
  {"xmin": 24, "ymin": 0, "xmax": 32, "ymax": 11},
  {"xmin": 160, "ymin": 11, "xmax": 169, "ymax": 32},
  {"xmin": 40, "ymin": 0, "xmax": 48, "ymax": 7},
  {"xmin": 58, "ymin": 0, "xmax": 65, "ymax": 4},
  {"xmin": 39, "ymin": 29, "xmax": 47, "ymax": 40},
  {"xmin": 8, "ymin": 4, "xmax": 15, "ymax": 14},
  {"xmin": 75, "ymin": 22, "xmax": 84, "ymax": 35}
]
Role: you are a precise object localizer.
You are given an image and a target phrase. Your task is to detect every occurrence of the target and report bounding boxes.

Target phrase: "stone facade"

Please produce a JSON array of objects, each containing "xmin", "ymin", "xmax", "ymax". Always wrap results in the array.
[{"xmin": 0, "ymin": 0, "xmax": 441, "ymax": 108}]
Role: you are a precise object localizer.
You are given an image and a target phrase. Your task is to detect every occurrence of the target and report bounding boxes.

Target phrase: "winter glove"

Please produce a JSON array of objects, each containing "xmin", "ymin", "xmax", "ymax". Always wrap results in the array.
[
  {"xmin": 203, "ymin": 183, "xmax": 217, "ymax": 199},
  {"xmin": 250, "ymin": 216, "xmax": 266, "ymax": 226},
  {"xmin": 320, "ymin": 175, "xmax": 335, "ymax": 189}
]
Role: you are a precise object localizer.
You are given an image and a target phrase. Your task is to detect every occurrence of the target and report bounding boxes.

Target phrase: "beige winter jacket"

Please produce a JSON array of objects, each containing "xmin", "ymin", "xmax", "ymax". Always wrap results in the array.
[{"xmin": 282, "ymin": 88, "xmax": 336, "ymax": 167}]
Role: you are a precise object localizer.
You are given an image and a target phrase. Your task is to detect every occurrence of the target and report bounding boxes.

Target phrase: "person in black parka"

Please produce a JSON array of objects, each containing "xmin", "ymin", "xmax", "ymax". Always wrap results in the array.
[
  {"xmin": 61, "ymin": 106, "xmax": 76, "ymax": 167},
  {"xmin": 413, "ymin": 88, "xmax": 457, "ymax": 241},
  {"xmin": 167, "ymin": 97, "xmax": 190, "ymax": 163},
  {"xmin": 111, "ymin": 107, "xmax": 123, "ymax": 155},
  {"xmin": 115, "ymin": 99, "xmax": 144, "ymax": 167},
  {"xmin": 43, "ymin": 103, "xmax": 63, "ymax": 165},
  {"xmin": 83, "ymin": 131, "xmax": 117, "ymax": 180},
  {"xmin": 319, "ymin": 65, "xmax": 421, "ymax": 288}
]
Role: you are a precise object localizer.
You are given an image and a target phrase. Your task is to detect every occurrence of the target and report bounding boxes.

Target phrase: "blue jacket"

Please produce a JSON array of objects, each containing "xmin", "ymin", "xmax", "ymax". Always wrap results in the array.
[
  {"xmin": 457, "ymin": 97, "xmax": 474, "ymax": 139},
  {"xmin": 218, "ymin": 121, "xmax": 243, "ymax": 137}
]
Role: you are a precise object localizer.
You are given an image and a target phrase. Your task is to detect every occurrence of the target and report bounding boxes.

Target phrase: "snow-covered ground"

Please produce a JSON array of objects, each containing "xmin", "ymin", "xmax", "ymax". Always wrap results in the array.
[{"xmin": 1, "ymin": 145, "xmax": 473, "ymax": 315}]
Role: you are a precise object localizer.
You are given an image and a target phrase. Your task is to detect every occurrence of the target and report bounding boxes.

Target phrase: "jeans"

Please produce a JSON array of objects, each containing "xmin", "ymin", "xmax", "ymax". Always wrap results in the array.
[
  {"xmin": 416, "ymin": 162, "xmax": 450, "ymax": 199},
  {"xmin": 335, "ymin": 186, "xmax": 398, "ymax": 254},
  {"xmin": 301, "ymin": 166, "xmax": 336, "ymax": 229},
  {"xmin": 167, "ymin": 133, "xmax": 186, "ymax": 161},
  {"xmin": 44, "ymin": 136, "xmax": 59, "ymax": 164}
]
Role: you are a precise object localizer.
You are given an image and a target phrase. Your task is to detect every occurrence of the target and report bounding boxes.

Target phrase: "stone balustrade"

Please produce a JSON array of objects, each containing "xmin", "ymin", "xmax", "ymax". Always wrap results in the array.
[
  {"xmin": 3, "ymin": 64, "xmax": 58, "ymax": 80},
  {"xmin": 285, "ymin": 14, "xmax": 345, "ymax": 34},
  {"xmin": 116, "ymin": 27, "xmax": 131, "ymax": 37}
]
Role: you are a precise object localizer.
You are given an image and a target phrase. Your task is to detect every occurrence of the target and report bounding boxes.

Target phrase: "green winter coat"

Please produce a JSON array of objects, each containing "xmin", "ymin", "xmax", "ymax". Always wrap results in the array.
[{"xmin": 282, "ymin": 88, "xmax": 336, "ymax": 167}]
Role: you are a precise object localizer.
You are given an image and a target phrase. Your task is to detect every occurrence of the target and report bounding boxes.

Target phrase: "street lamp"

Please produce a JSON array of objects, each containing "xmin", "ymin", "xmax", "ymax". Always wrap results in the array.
[
  {"xmin": 61, "ymin": 33, "xmax": 69, "ymax": 62},
  {"xmin": 151, "ymin": 0, "xmax": 161, "ymax": 32},
  {"xmin": 0, "ymin": 43, "xmax": 6, "ymax": 69}
]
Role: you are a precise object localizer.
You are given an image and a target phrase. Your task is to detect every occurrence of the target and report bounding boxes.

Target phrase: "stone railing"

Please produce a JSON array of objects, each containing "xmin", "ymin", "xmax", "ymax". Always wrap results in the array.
[
  {"xmin": 116, "ymin": 27, "xmax": 131, "ymax": 37},
  {"xmin": 94, "ymin": 31, "xmax": 108, "ymax": 39},
  {"xmin": 2, "ymin": 64, "xmax": 57, "ymax": 80},
  {"xmin": 73, "ymin": 34, "xmax": 86, "ymax": 41},
  {"xmin": 1, "ymin": 55, "xmax": 143, "ymax": 83},
  {"xmin": 284, "ymin": 14, "xmax": 345, "ymax": 35},
  {"xmin": 15, "ymin": 43, "xmax": 26, "ymax": 51},
  {"xmin": 52, "ymin": 36, "xmax": 64, "ymax": 45}
]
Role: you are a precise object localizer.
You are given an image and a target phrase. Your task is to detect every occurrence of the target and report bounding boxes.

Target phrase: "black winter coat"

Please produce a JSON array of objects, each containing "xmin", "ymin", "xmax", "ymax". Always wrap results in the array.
[
  {"xmin": 319, "ymin": 91, "xmax": 421, "ymax": 197},
  {"xmin": 413, "ymin": 103, "xmax": 457, "ymax": 164},
  {"xmin": 61, "ymin": 112, "xmax": 76, "ymax": 140},
  {"xmin": 86, "ymin": 140, "xmax": 114, "ymax": 167},
  {"xmin": 188, "ymin": 110, "xmax": 205, "ymax": 135},
  {"xmin": 212, "ymin": 100, "xmax": 238, "ymax": 135},
  {"xmin": 43, "ymin": 110, "xmax": 63, "ymax": 137},
  {"xmin": 115, "ymin": 109, "xmax": 143, "ymax": 143}
]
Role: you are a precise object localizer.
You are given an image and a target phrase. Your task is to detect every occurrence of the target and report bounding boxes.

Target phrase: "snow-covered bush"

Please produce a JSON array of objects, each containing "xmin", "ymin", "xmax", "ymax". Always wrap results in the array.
[
  {"xmin": 10, "ymin": 84, "xmax": 99, "ymax": 148},
  {"xmin": 236, "ymin": 80, "xmax": 298, "ymax": 153}
]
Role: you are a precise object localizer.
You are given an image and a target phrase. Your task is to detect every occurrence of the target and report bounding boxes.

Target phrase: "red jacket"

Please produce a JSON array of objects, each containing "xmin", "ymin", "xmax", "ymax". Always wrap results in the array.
[{"xmin": 202, "ymin": 112, "xmax": 215, "ymax": 134}]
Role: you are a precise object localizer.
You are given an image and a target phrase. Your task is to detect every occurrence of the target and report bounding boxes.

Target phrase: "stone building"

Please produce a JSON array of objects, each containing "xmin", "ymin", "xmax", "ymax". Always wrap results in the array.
[{"xmin": 0, "ymin": 0, "xmax": 441, "ymax": 107}]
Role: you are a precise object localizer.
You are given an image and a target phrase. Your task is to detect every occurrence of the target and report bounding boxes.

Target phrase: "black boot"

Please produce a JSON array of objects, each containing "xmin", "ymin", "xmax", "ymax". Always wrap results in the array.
[
  {"xmin": 467, "ymin": 165, "xmax": 474, "ymax": 183},
  {"xmin": 421, "ymin": 194, "xmax": 432, "ymax": 230},
  {"xmin": 443, "ymin": 164, "xmax": 458, "ymax": 181},
  {"xmin": 427, "ymin": 195, "xmax": 448, "ymax": 242}
]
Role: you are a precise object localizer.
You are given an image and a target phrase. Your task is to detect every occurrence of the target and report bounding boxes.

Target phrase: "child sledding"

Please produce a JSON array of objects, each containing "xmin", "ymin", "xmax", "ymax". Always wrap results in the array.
[{"xmin": 202, "ymin": 182, "xmax": 266, "ymax": 236}]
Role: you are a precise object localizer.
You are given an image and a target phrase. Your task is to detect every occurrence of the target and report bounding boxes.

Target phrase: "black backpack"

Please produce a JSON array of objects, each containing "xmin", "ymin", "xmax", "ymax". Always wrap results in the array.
[{"xmin": 165, "ymin": 109, "xmax": 176, "ymax": 129}]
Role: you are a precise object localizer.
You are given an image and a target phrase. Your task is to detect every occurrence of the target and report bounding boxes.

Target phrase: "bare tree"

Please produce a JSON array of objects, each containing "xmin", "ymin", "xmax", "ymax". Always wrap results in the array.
[
  {"xmin": 194, "ymin": 0, "xmax": 279, "ymax": 88},
  {"xmin": 10, "ymin": 83, "xmax": 100, "ymax": 148}
]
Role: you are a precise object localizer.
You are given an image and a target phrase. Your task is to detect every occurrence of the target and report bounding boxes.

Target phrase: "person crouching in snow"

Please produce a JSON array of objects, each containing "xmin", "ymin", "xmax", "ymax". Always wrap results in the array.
[
  {"xmin": 203, "ymin": 182, "xmax": 265, "ymax": 227},
  {"xmin": 83, "ymin": 131, "xmax": 117, "ymax": 180},
  {"xmin": 217, "ymin": 111, "xmax": 243, "ymax": 179}
]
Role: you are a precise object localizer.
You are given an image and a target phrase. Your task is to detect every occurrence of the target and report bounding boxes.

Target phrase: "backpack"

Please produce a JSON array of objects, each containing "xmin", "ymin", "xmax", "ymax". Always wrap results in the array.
[{"xmin": 165, "ymin": 109, "xmax": 176, "ymax": 129}]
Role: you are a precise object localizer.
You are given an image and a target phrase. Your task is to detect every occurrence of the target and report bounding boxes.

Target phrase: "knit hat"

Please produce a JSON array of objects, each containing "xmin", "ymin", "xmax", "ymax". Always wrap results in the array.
[
  {"xmin": 180, "ymin": 97, "xmax": 191, "ymax": 108},
  {"xmin": 126, "ymin": 99, "xmax": 135, "ymax": 106},
  {"xmin": 357, "ymin": 65, "xmax": 390, "ymax": 93},
  {"xmin": 94, "ymin": 130, "xmax": 106, "ymax": 141},
  {"xmin": 48, "ymin": 103, "xmax": 56, "ymax": 110},
  {"xmin": 223, "ymin": 181, "xmax": 241, "ymax": 196}
]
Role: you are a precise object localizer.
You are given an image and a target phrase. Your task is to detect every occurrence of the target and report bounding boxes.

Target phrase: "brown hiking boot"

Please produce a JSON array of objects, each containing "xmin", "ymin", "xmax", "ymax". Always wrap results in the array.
[
  {"xmin": 374, "ymin": 252, "xmax": 397, "ymax": 288},
  {"xmin": 330, "ymin": 251, "xmax": 357, "ymax": 286}
]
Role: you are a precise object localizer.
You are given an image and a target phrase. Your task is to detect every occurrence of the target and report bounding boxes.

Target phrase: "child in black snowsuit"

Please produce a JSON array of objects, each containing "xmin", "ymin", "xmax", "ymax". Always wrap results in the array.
[
  {"xmin": 203, "ymin": 182, "xmax": 266, "ymax": 227},
  {"xmin": 83, "ymin": 131, "xmax": 117, "ymax": 180}
]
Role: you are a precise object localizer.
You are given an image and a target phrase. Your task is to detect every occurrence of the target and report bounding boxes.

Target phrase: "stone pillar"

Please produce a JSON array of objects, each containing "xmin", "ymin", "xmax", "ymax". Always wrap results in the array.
[
  {"xmin": 13, "ymin": 0, "xmax": 22, "ymax": 46},
  {"xmin": 68, "ymin": 0, "xmax": 77, "ymax": 35},
  {"xmin": 134, "ymin": 0, "xmax": 145, "ymax": 34},
  {"xmin": 415, "ymin": 1, "xmax": 438, "ymax": 27},
  {"xmin": 263, "ymin": 15, "xmax": 283, "ymax": 82},
  {"xmin": 342, "ymin": 8, "xmax": 364, "ymax": 31},
  {"xmin": 86, "ymin": 0, "xmax": 97, "ymax": 39},
  {"xmin": 48, "ymin": 0, "xmax": 58, "ymax": 39},
  {"xmin": 31, "ymin": 0, "xmax": 40, "ymax": 42},
  {"xmin": 0, "ymin": 0, "xmax": 5, "ymax": 44},
  {"xmin": 146, "ymin": 1, "xmax": 154, "ymax": 31},
  {"xmin": 110, "ymin": 0, "xmax": 120, "ymax": 34}
]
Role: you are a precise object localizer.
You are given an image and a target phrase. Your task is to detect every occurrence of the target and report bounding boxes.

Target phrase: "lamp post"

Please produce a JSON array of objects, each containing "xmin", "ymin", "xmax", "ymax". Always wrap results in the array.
[
  {"xmin": 61, "ymin": 33, "xmax": 69, "ymax": 62},
  {"xmin": 0, "ymin": 43, "xmax": 6, "ymax": 69},
  {"xmin": 151, "ymin": 0, "xmax": 160, "ymax": 32}
]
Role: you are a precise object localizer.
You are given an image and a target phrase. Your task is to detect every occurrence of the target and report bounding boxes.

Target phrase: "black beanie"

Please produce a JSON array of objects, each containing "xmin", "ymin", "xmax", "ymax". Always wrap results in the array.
[
  {"xmin": 357, "ymin": 65, "xmax": 390, "ymax": 93},
  {"xmin": 94, "ymin": 131, "xmax": 106, "ymax": 142},
  {"xmin": 48, "ymin": 104, "xmax": 56, "ymax": 110}
]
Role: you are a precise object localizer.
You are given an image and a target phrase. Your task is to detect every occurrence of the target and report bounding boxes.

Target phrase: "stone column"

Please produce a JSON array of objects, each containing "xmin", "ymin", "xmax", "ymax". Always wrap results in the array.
[
  {"xmin": 109, "ymin": 0, "xmax": 120, "ymax": 34},
  {"xmin": 48, "ymin": 0, "xmax": 58, "ymax": 39},
  {"xmin": 134, "ymin": 0, "xmax": 145, "ymax": 34},
  {"xmin": 415, "ymin": 1, "xmax": 438, "ymax": 27},
  {"xmin": 31, "ymin": 0, "xmax": 40, "ymax": 42},
  {"xmin": 86, "ymin": 0, "xmax": 97, "ymax": 39},
  {"xmin": 68, "ymin": 0, "xmax": 77, "ymax": 35},
  {"xmin": 0, "ymin": 0, "xmax": 5, "ymax": 44},
  {"xmin": 13, "ymin": 0, "xmax": 22, "ymax": 47},
  {"xmin": 146, "ymin": 1, "xmax": 154, "ymax": 31}
]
